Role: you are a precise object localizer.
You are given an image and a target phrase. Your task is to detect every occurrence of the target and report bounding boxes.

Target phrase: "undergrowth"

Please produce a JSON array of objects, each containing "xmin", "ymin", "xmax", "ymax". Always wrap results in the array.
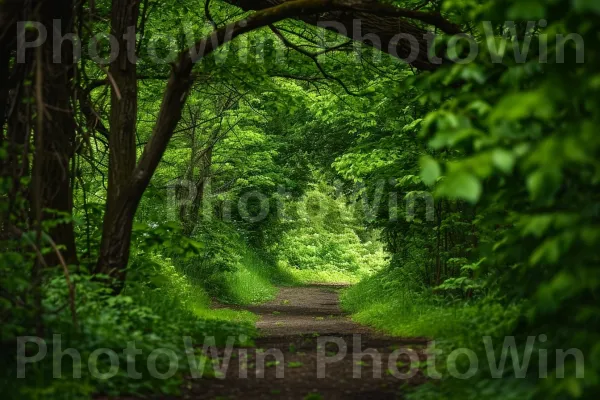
[
  {"xmin": 173, "ymin": 223, "xmax": 297, "ymax": 304},
  {"xmin": 341, "ymin": 267, "xmax": 532, "ymax": 399},
  {"xmin": 270, "ymin": 186, "xmax": 388, "ymax": 284},
  {"xmin": 2, "ymin": 234, "xmax": 271, "ymax": 399},
  {"xmin": 3, "ymin": 256, "xmax": 257, "ymax": 399}
]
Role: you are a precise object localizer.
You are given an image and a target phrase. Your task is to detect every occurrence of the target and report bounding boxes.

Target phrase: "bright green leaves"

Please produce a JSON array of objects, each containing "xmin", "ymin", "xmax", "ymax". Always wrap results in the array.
[
  {"xmin": 436, "ymin": 171, "xmax": 482, "ymax": 204},
  {"xmin": 396, "ymin": 174, "xmax": 422, "ymax": 187},
  {"xmin": 489, "ymin": 89, "xmax": 554, "ymax": 124},
  {"xmin": 423, "ymin": 110, "xmax": 473, "ymax": 141},
  {"xmin": 526, "ymin": 167, "xmax": 562, "ymax": 202},
  {"xmin": 421, "ymin": 109, "xmax": 486, "ymax": 152},
  {"xmin": 420, "ymin": 148, "xmax": 517, "ymax": 204},
  {"xmin": 419, "ymin": 156, "xmax": 441, "ymax": 186},
  {"xmin": 332, "ymin": 127, "xmax": 407, "ymax": 181},
  {"xmin": 466, "ymin": 99, "xmax": 491, "ymax": 118},
  {"xmin": 273, "ymin": 187, "xmax": 387, "ymax": 279},
  {"xmin": 492, "ymin": 149, "xmax": 515, "ymax": 174},
  {"xmin": 428, "ymin": 128, "xmax": 483, "ymax": 150},
  {"xmin": 402, "ymin": 118, "xmax": 423, "ymax": 133}
]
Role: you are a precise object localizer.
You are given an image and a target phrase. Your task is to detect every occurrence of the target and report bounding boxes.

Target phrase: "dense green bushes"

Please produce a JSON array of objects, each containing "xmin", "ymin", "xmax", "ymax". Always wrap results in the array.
[
  {"xmin": 341, "ymin": 1, "xmax": 600, "ymax": 398},
  {"xmin": 1, "ymin": 255, "xmax": 257, "ymax": 399},
  {"xmin": 270, "ymin": 187, "xmax": 388, "ymax": 283}
]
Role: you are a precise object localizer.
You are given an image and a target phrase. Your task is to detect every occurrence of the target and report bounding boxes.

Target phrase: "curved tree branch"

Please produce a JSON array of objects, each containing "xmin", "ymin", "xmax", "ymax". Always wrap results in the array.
[
  {"xmin": 222, "ymin": 0, "xmax": 462, "ymax": 70},
  {"xmin": 95, "ymin": 0, "xmax": 459, "ymax": 282},
  {"xmin": 269, "ymin": 25, "xmax": 361, "ymax": 96}
]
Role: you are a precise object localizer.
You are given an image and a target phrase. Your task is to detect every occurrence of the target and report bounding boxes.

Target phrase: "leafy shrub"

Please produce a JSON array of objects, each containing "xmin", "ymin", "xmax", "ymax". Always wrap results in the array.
[
  {"xmin": 1, "ymin": 253, "xmax": 256, "ymax": 399},
  {"xmin": 271, "ymin": 188, "xmax": 388, "ymax": 282}
]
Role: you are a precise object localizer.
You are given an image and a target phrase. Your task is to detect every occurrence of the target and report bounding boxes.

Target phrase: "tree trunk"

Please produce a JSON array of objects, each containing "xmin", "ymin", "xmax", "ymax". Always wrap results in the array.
[
  {"xmin": 29, "ymin": 0, "xmax": 79, "ymax": 266},
  {"xmin": 1, "ymin": 5, "xmax": 29, "ymax": 236},
  {"xmin": 0, "ymin": 42, "xmax": 9, "ymax": 133},
  {"xmin": 94, "ymin": 66, "xmax": 195, "ymax": 287},
  {"xmin": 95, "ymin": 0, "xmax": 141, "ymax": 285},
  {"xmin": 181, "ymin": 144, "xmax": 214, "ymax": 236}
]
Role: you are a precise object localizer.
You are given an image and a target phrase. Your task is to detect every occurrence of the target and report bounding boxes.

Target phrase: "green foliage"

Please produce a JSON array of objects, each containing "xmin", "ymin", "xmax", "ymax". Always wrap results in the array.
[
  {"xmin": 341, "ymin": 1, "xmax": 600, "ymax": 399},
  {"xmin": 412, "ymin": 0, "xmax": 600, "ymax": 396},
  {"xmin": 1, "ymin": 262, "xmax": 256, "ymax": 399},
  {"xmin": 3, "ymin": 0, "xmax": 600, "ymax": 398},
  {"xmin": 270, "ymin": 186, "xmax": 388, "ymax": 283},
  {"xmin": 167, "ymin": 219, "xmax": 291, "ymax": 304}
]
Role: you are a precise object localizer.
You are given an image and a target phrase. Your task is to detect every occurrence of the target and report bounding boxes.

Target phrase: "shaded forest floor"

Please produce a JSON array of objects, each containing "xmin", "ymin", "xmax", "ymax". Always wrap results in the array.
[{"xmin": 186, "ymin": 285, "xmax": 430, "ymax": 400}]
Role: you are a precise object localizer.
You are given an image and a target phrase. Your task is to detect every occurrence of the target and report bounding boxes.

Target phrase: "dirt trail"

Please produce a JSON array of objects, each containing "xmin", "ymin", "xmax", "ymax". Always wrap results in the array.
[
  {"xmin": 246, "ymin": 285, "xmax": 371, "ymax": 337},
  {"xmin": 188, "ymin": 285, "xmax": 428, "ymax": 400}
]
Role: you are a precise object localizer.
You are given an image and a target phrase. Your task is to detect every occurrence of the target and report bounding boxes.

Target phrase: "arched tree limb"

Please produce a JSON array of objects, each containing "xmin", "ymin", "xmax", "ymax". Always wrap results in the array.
[
  {"xmin": 94, "ymin": 0, "xmax": 459, "ymax": 287},
  {"xmin": 223, "ymin": 0, "xmax": 461, "ymax": 70}
]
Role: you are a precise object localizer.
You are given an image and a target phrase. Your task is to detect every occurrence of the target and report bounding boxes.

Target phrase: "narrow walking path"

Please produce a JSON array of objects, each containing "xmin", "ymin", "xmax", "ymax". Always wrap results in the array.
[
  {"xmin": 189, "ymin": 285, "xmax": 429, "ymax": 400},
  {"xmin": 246, "ymin": 285, "xmax": 371, "ymax": 337}
]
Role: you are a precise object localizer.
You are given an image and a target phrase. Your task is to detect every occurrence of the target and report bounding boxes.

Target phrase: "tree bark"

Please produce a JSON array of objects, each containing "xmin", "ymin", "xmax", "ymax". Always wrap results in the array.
[
  {"xmin": 0, "ymin": 43, "xmax": 9, "ymax": 134},
  {"xmin": 222, "ymin": 0, "xmax": 460, "ymax": 70},
  {"xmin": 95, "ymin": 0, "xmax": 141, "ymax": 283},
  {"xmin": 94, "ymin": 65, "xmax": 195, "ymax": 287},
  {"xmin": 28, "ymin": 0, "xmax": 79, "ymax": 266},
  {"xmin": 1, "ymin": 5, "xmax": 30, "ymax": 237}
]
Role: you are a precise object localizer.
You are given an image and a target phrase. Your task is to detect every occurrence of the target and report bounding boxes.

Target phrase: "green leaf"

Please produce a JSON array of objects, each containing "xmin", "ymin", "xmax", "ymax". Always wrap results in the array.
[
  {"xmin": 526, "ymin": 168, "xmax": 562, "ymax": 202},
  {"xmin": 490, "ymin": 90, "xmax": 553, "ymax": 123},
  {"xmin": 492, "ymin": 149, "xmax": 515, "ymax": 174},
  {"xmin": 420, "ymin": 156, "xmax": 441, "ymax": 186},
  {"xmin": 437, "ymin": 172, "xmax": 482, "ymax": 204}
]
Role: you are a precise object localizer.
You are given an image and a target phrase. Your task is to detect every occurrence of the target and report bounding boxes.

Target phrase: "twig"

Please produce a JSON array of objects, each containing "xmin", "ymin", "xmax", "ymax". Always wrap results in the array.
[
  {"xmin": 269, "ymin": 25, "xmax": 361, "ymax": 96},
  {"xmin": 205, "ymin": 0, "xmax": 217, "ymax": 29},
  {"xmin": 45, "ymin": 234, "xmax": 79, "ymax": 331}
]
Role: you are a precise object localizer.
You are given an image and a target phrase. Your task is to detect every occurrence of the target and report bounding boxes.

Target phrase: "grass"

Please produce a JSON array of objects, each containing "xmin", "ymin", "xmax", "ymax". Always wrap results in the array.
[
  {"xmin": 287, "ymin": 361, "xmax": 304, "ymax": 368},
  {"xmin": 341, "ymin": 267, "xmax": 523, "ymax": 350},
  {"xmin": 223, "ymin": 267, "xmax": 278, "ymax": 304},
  {"xmin": 341, "ymin": 268, "xmax": 531, "ymax": 400},
  {"xmin": 343, "ymin": 295, "xmax": 462, "ymax": 338},
  {"xmin": 219, "ymin": 248, "xmax": 298, "ymax": 304},
  {"xmin": 192, "ymin": 305, "xmax": 258, "ymax": 325},
  {"xmin": 285, "ymin": 268, "xmax": 363, "ymax": 284},
  {"xmin": 340, "ymin": 268, "xmax": 480, "ymax": 340},
  {"xmin": 132, "ymin": 253, "xmax": 259, "ymax": 325}
]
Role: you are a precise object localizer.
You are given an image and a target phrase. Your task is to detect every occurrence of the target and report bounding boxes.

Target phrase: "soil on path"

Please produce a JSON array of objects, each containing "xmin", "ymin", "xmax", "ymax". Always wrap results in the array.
[{"xmin": 188, "ymin": 285, "xmax": 429, "ymax": 400}]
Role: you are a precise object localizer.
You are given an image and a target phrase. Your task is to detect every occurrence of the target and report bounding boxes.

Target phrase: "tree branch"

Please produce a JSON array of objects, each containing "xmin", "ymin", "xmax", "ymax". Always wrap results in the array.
[{"xmin": 270, "ymin": 25, "xmax": 361, "ymax": 96}]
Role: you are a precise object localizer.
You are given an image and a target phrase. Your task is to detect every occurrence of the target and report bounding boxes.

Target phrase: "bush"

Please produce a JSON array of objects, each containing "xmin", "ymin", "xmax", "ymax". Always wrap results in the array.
[
  {"xmin": 1, "ymin": 253, "xmax": 257, "ymax": 399},
  {"xmin": 271, "ymin": 188, "xmax": 388, "ymax": 283}
]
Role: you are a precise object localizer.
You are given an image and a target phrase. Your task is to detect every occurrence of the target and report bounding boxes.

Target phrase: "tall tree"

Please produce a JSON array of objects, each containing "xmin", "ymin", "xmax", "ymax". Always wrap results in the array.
[{"xmin": 95, "ymin": 0, "xmax": 141, "ymax": 282}]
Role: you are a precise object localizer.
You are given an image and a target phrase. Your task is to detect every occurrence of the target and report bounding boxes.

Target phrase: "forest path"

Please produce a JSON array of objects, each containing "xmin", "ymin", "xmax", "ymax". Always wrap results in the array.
[
  {"xmin": 189, "ymin": 285, "xmax": 429, "ymax": 400},
  {"xmin": 246, "ymin": 285, "xmax": 370, "ymax": 337}
]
